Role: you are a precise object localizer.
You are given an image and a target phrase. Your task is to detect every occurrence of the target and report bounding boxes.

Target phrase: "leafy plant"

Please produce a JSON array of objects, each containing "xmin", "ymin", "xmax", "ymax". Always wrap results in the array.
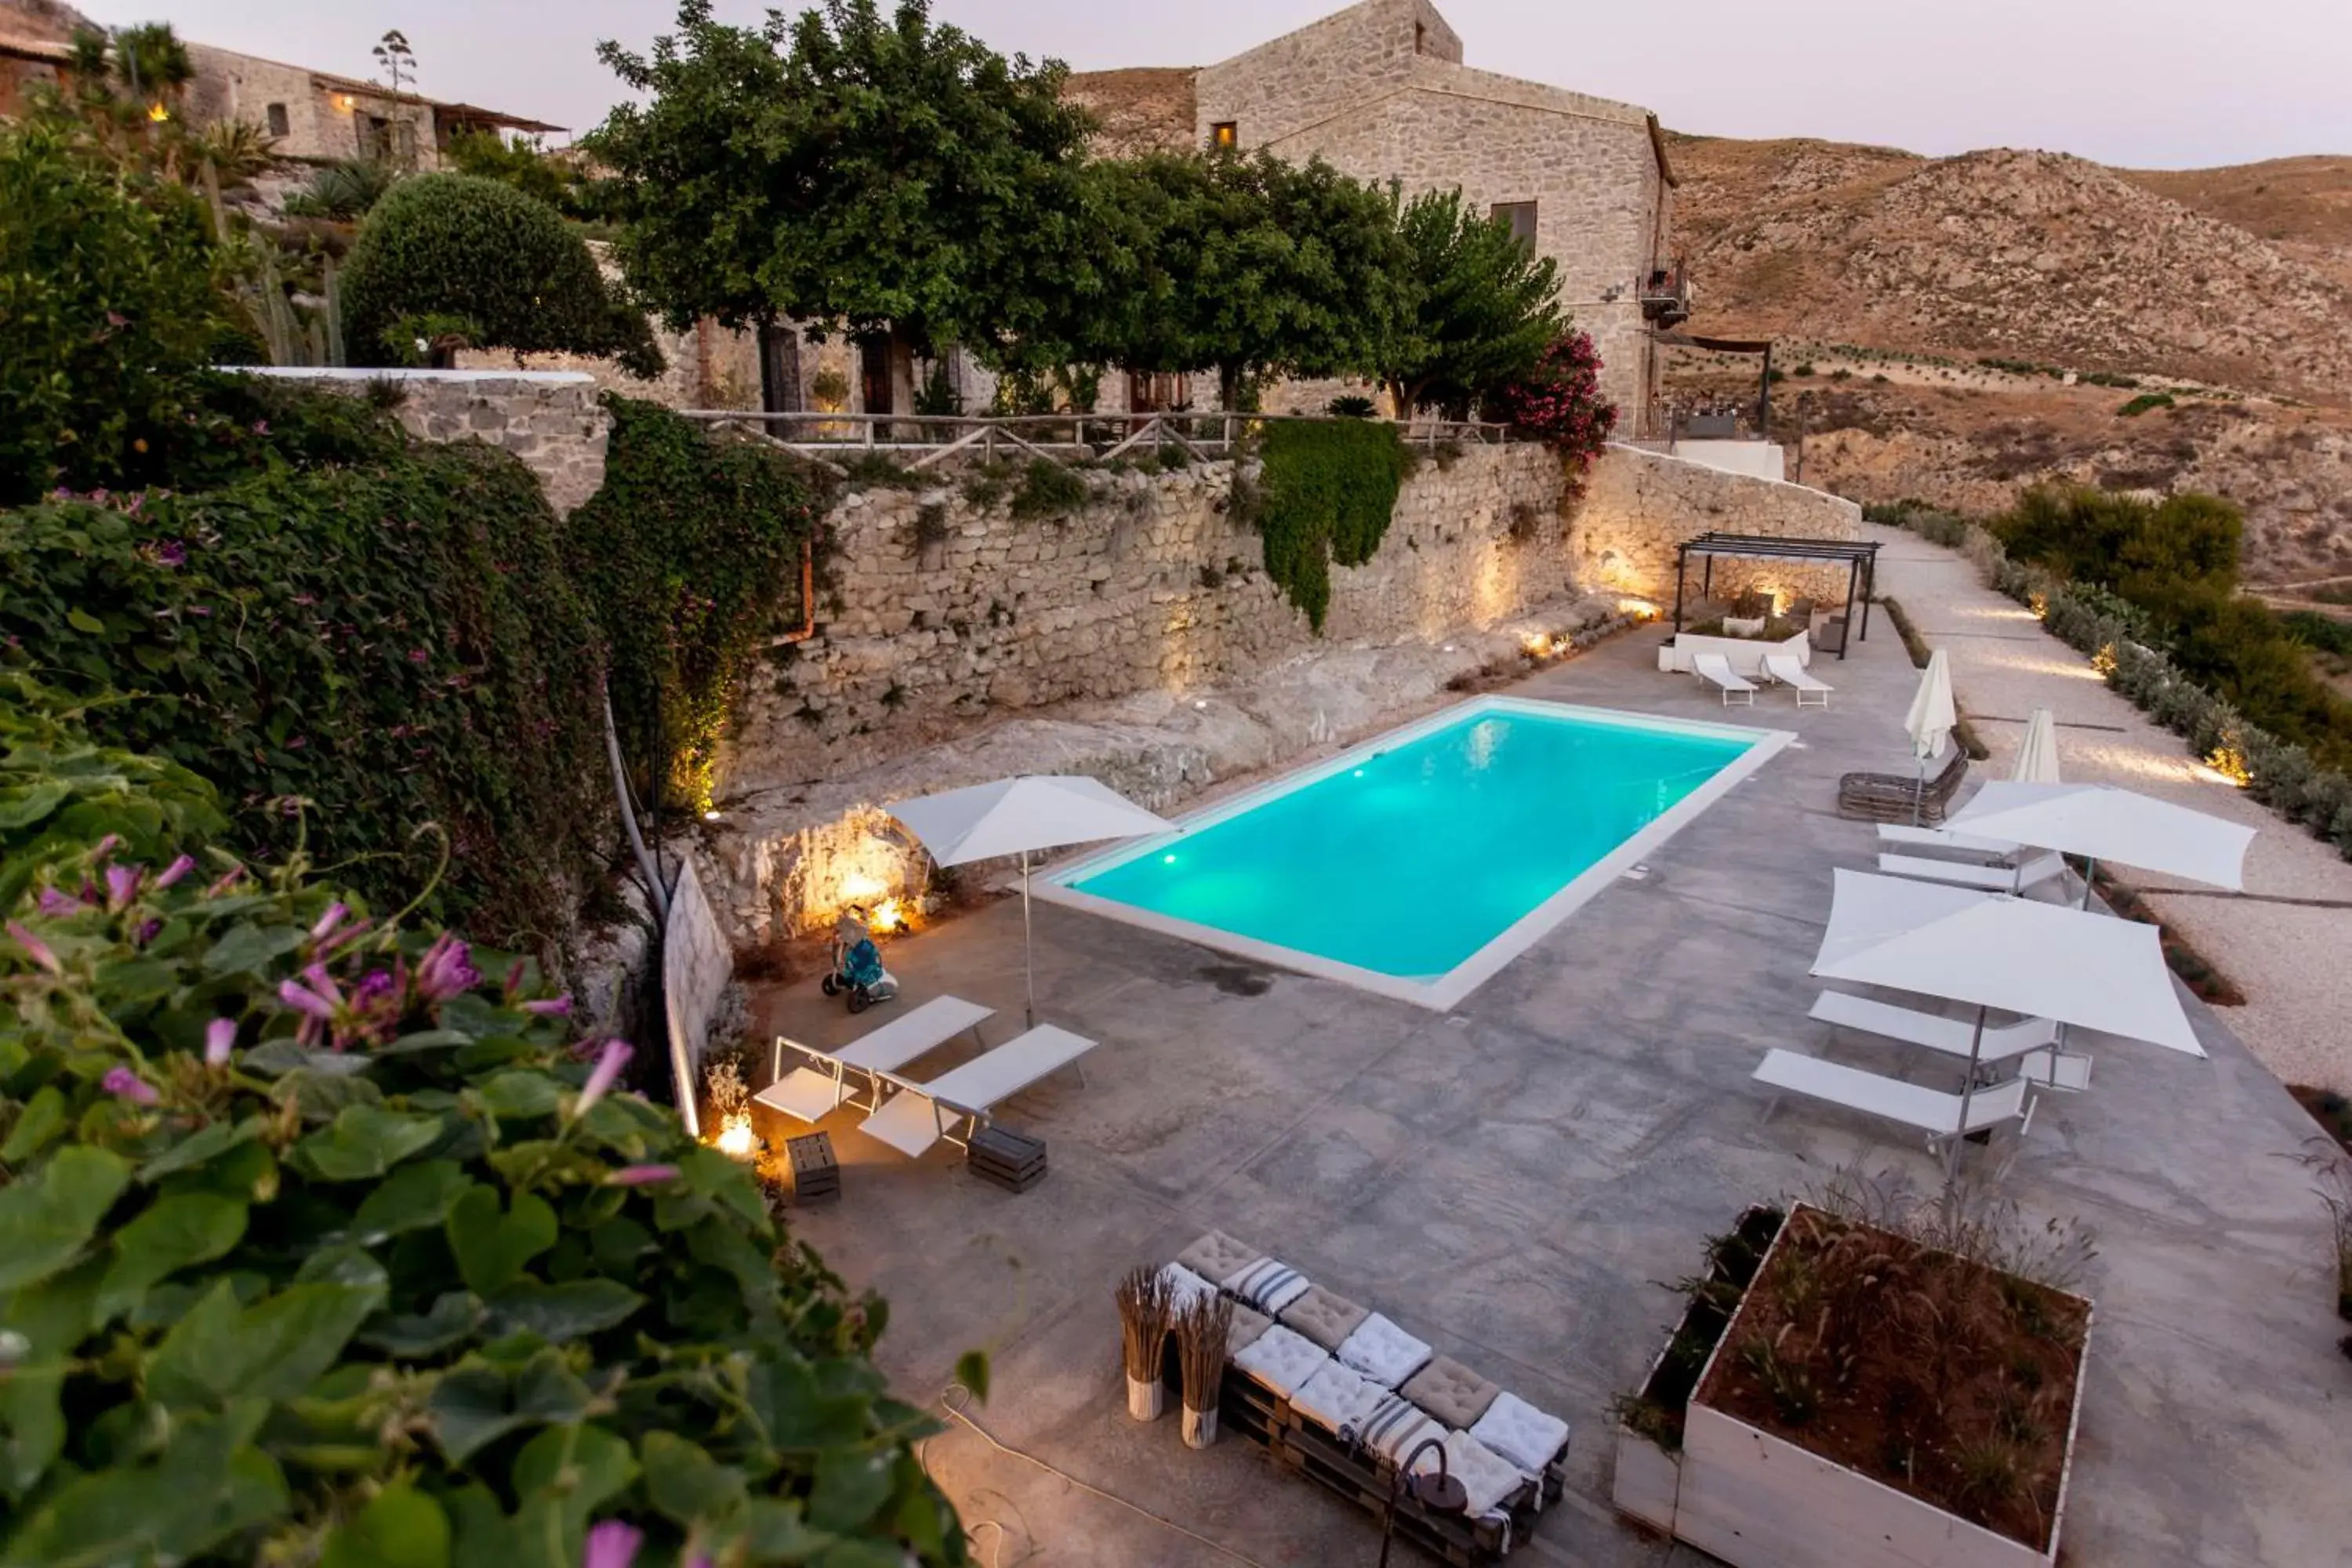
[
  {"xmin": 565, "ymin": 397, "xmax": 820, "ymax": 816},
  {"xmin": 339, "ymin": 174, "xmax": 662, "ymax": 377},
  {"xmin": 444, "ymin": 129, "xmax": 606, "ymax": 221},
  {"xmin": 0, "ymin": 821, "xmax": 964, "ymax": 1566},
  {"xmin": 281, "ymin": 158, "xmax": 401, "ymax": 221},
  {"xmin": 2117, "ymin": 391, "xmax": 2175, "ymax": 416},
  {"xmin": 1375, "ymin": 186, "xmax": 1563, "ymax": 416},
  {"xmin": 1486, "ymin": 329, "xmax": 1617, "ymax": 492},
  {"xmin": 1254, "ymin": 418, "xmax": 1409, "ymax": 630},
  {"xmin": 1326, "ymin": 395, "xmax": 1377, "ymax": 419},
  {"xmin": 1007, "ymin": 459, "xmax": 1088, "ymax": 521}
]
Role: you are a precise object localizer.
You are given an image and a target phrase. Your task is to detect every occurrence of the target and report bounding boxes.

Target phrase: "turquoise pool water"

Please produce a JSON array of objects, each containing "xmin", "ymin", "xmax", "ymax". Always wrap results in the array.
[{"xmin": 1067, "ymin": 705, "xmax": 1756, "ymax": 980}]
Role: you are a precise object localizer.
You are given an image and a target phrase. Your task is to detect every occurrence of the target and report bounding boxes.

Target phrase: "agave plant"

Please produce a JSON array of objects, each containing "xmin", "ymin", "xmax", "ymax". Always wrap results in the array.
[{"xmin": 282, "ymin": 158, "xmax": 401, "ymax": 222}]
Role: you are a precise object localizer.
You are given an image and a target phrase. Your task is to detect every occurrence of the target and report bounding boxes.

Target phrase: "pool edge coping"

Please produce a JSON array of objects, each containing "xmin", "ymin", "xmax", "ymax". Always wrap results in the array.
[{"xmin": 1032, "ymin": 695, "xmax": 1796, "ymax": 1011}]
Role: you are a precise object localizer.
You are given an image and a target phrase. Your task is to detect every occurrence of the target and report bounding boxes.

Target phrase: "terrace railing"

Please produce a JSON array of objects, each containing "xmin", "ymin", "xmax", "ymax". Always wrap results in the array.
[{"xmin": 673, "ymin": 409, "xmax": 1515, "ymax": 469}]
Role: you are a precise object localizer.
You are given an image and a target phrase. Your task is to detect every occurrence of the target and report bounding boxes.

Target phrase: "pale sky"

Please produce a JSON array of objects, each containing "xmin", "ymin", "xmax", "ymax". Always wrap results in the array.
[{"xmin": 88, "ymin": 0, "xmax": 2352, "ymax": 170}]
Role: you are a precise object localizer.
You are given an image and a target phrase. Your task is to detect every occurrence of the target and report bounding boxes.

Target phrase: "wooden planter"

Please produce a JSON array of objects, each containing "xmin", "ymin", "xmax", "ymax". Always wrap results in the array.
[
  {"xmin": 1657, "ymin": 627, "xmax": 1813, "ymax": 677},
  {"xmin": 1639, "ymin": 1205, "xmax": 2093, "ymax": 1568},
  {"xmin": 1609, "ymin": 1328, "xmax": 1682, "ymax": 1533}
]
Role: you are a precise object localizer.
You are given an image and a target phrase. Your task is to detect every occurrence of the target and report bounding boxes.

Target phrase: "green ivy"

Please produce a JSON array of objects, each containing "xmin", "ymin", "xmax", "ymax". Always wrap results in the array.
[
  {"xmin": 1253, "ymin": 418, "xmax": 1408, "ymax": 630},
  {"xmin": 0, "ymin": 385, "xmax": 611, "ymax": 944},
  {"xmin": 565, "ymin": 397, "xmax": 821, "ymax": 815},
  {"xmin": 0, "ymin": 708, "xmax": 964, "ymax": 1567}
]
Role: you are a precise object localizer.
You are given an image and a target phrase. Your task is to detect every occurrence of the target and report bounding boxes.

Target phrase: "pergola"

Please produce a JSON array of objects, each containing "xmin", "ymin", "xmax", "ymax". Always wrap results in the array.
[{"xmin": 1670, "ymin": 533, "xmax": 1883, "ymax": 659}]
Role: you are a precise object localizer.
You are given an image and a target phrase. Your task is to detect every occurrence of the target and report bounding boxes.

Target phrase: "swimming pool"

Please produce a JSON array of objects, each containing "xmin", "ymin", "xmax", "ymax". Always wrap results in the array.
[{"xmin": 1038, "ymin": 697, "xmax": 1790, "ymax": 1008}]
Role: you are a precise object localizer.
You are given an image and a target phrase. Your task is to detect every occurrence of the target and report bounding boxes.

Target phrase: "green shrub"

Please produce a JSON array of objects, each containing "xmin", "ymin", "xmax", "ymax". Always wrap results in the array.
[
  {"xmin": 0, "ymin": 388, "xmax": 610, "ymax": 942},
  {"xmin": 1007, "ymin": 459, "xmax": 1090, "ymax": 521},
  {"xmin": 1326, "ymin": 394, "xmax": 1377, "ymax": 418},
  {"xmin": 2117, "ymin": 392, "xmax": 2175, "ymax": 417},
  {"xmin": 1254, "ymin": 418, "xmax": 1408, "ymax": 630},
  {"xmin": 279, "ymin": 158, "xmax": 401, "ymax": 221},
  {"xmin": 0, "ymin": 822, "xmax": 961, "ymax": 1566},
  {"xmin": 340, "ymin": 175, "xmax": 662, "ymax": 377},
  {"xmin": 0, "ymin": 117, "xmax": 222, "ymax": 504},
  {"xmin": 566, "ymin": 397, "xmax": 820, "ymax": 814}
]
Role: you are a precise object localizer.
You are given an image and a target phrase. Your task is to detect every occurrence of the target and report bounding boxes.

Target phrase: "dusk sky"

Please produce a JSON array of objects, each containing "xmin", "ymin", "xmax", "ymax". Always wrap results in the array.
[{"xmin": 89, "ymin": 0, "xmax": 2352, "ymax": 170}]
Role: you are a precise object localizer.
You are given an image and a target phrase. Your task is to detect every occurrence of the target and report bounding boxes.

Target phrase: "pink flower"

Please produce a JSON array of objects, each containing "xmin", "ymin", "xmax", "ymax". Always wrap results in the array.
[
  {"xmin": 91, "ymin": 833, "xmax": 121, "ymax": 861},
  {"xmin": 416, "ymin": 932, "xmax": 480, "ymax": 1001},
  {"xmin": 278, "ymin": 977, "xmax": 337, "ymax": 1022},
  {"xmin": 104, "ymin": 864, "xmax": 142, "ymax": 912},
  {"xmin": 154, "ymin": 854, "xmax": 197, "ymax": 889},
  {"xmin": 582, "ymin": 1522, "xmax": 641, "ymax": 1568},
  {"xmin": 605, "ymin": 1164, "xmax": 679, "ymax": 1186},
  {"xmin": 205, "ymin": 1017, "xmax": 236, "ymax": 1065},
  {"xmin": 38, "ymin": 887, "xmax": 83, "ymax": 917},
  {"xmin": 575, "ymin": 1040, "xmax": 632, "ymax": 1116},
  {"xmin": 309, "ymin": 902, "xmax": 349, "ymax": 942},
  {"xmin": 205, "ymin": 865, "xmax": 247, "ymax": 897},
  {"xmin": 523, "ymin": 996, "xmax": 572, "ymax": 1016},
  {"xmin": 6, "ymin": 920, "xmax": 60, "ymax": 975},
  {"xmin": 102, "ymin": 1065, "xmax": 158, "ymax": 1105}
]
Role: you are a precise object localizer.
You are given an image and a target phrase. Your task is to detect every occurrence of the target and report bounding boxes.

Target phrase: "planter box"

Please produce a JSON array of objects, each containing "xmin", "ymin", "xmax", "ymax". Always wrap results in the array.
[
  {"xmin": 1657, "ymin": 627, "xmax": 1812, "ymax": 677},
  {"xmin": 1610, "ymin": 1416, "xmax": 1681, "ymax": 1534},
  {"xmin": 1639, "ymin": 1205, "xmax": 2092, "ymax": 1568}
]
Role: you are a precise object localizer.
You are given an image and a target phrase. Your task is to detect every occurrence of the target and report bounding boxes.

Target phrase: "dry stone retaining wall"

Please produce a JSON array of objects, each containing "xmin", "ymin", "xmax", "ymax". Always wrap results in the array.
[{"xmin": 1570, "ymin": 442, "xmax": 1865, "ymax": 607}]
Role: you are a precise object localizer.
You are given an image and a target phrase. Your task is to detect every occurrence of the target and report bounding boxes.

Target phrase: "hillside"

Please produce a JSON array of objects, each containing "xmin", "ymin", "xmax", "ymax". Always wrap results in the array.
[{"xmin": 1664, "ymin": 133, "xmax": 2352, "ymax": 582}]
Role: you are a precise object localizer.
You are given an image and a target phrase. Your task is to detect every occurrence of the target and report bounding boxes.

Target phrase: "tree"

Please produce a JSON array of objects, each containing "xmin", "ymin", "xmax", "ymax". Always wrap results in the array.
[
  {"xmin": 339, "ymin": 173, "xmax": 663, "ymax": 376},
  {"xmin": 1090, "ymin": 149, "xmax": 1409, "ymax": 408},
  {"xmin": 373, "ymin": 27, "xmax": 416, "ymax": 98},
  {"xmin": 1488, "ymin": 329, "xmax": 1617, "ymax": 483},
  {"xmin": 1377, "ymin": 186, "xmax": 1563, "ymax": 416},
  {"xmin": 589, "ymin": 0, "xmax": 1097, "ymax": 372}
]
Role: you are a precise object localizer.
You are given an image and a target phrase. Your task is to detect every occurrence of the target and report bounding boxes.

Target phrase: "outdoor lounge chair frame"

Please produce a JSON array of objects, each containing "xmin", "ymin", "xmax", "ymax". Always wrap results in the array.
[{"xmin": 1837, "ymin": 750, "xmax": 1969, "ymax": 824}]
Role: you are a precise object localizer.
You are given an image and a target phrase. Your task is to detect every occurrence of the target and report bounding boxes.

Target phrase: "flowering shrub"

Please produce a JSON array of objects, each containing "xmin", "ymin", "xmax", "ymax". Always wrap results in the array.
[
  {"xmin": 0, "ymin": 826, "xmax": 963, "ymax": 1566},
  {"xmin": 1486, "ymin": 329, "xmax": 1617, "ymax": 491}
]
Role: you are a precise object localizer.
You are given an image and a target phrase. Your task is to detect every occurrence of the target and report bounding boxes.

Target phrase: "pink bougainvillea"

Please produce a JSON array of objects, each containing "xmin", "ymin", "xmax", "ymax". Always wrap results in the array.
[{"xmin": 1489, "ymin": 330, "xmax": 1617, "ymax": 493}]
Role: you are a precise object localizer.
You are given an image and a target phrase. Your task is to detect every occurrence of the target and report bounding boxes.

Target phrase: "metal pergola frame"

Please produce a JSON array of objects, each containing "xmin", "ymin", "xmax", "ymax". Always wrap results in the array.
[{"xmin": 1670, "ymin": 533, "xmax": 1884, "ymax": 659}]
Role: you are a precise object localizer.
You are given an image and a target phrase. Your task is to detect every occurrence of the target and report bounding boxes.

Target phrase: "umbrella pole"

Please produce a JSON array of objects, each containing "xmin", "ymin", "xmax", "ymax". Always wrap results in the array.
[
  {"xmin": 1945, "ymin": 1004, "xmax": 1991, "ymax": 1189},
  {"xmin": 2078, "ymin": 855, "xmax": 2097, "ymax": 911},
  {"xmin": 1022, "ymin": 849, "xmax": 1036, "ymax": 1031},
  {"xmin": 1912, "ymin": 754, "xmax": 1926, "ymax": 826}
]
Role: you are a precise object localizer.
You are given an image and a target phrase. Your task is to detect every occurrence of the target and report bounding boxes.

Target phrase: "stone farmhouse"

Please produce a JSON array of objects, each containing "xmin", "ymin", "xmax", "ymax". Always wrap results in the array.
[{"xmin": 1069, "ymin": 0, "xmax": 1689, "ymax": 422}]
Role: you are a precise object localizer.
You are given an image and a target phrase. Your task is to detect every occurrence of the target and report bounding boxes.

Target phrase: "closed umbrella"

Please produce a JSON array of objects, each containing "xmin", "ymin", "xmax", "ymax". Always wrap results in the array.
[
  {"xmin": 2011, "ymin": 707, "xmax": 2061, "ymax": 785},
  {"xmin": 1904, "ymin": 649, "xmax": 1956, "ymax": 823},
  {"xmin": 1813, "ymin": 869, "xmax": 2203, "ymax": 1177},
  {"xmin": 1947, "ymin": 780, "xmax": 2255, "ymax": 906},
  {"xmin": 884, "ymin": 775, "xmax": 1174, "ymax": 1028}
]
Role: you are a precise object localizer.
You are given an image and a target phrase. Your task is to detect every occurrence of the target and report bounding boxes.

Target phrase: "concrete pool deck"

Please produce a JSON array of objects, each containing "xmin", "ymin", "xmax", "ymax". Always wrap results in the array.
[{"xmin": 751, "ymin": 611, "xmax": 2351, "ymax": 1567}]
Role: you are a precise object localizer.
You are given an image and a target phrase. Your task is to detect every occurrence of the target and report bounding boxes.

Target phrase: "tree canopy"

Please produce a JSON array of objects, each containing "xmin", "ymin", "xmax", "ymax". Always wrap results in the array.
[
  {"xmin": 1377, "ymin": 187, "xmax": 1563, "ymax": 416},
  {"xmin": 589, "ymin": 0, "xmax": 1100, "ymax": 363}
]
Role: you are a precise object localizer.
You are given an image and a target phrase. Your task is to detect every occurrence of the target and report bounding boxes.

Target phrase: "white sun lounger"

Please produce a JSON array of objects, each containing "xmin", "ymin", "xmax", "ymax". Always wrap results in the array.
[
  {"xmin": 1876, "ymin": 823, "xmax": 2022, "ymax": 858},
  {"xmin": 1811, "ymin": 992, "xmax": 2094, "ymax": 1094},
  {"xmin": 754, "ymin": 996, "xmax": 993, "ymax": 1122},
  {"xmin": 1877, "ymin": 848, "xmax": 2067, "ymax": 893},
  {"xmin": 859, "ymin": 1023, "xmax": 1098, "ymax": 1157},
  {"xmin": 1692, "ymin": 652, "xmax": 1756, "ymax": 706},
  {"xmin": 1762, "ymin": 653, "xmax": 1832, "ymax": 707},
  {"xmin": 1754, "ymin": 1048, "xmax": 2034, "ymax": 1147}
]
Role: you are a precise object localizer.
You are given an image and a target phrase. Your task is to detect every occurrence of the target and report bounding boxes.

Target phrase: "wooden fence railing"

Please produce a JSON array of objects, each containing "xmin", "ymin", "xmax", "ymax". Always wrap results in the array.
[{"xmin": 675, "ymin": 409, "xmax": 1515, "ymax": 469}]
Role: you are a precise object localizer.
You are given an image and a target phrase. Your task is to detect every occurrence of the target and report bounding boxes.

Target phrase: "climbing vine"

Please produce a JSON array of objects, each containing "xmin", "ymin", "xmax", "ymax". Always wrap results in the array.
[{"xmin": 1251, "ymin": 418, "xmax": 1409, "ymax": 631}]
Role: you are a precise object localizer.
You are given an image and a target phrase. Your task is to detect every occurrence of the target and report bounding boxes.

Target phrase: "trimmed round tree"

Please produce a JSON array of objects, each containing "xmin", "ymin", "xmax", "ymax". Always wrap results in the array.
[{"xmin": 339, "ymin": 173, "xmax": 662, "ymax": 376}]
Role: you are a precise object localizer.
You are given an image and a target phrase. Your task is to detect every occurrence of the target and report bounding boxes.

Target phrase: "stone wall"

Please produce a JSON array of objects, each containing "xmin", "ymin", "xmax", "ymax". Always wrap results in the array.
[
  {"xmin": 720, "ymin": 441, "xmax": 1574, "ymax": 793},
  {"xmin": 238, "ymin": 368, "xmax": 611, "ymax": 517},
  {"xmin": 1569, "ymin": 442, "xmax": 1865, "ymax": 607}
]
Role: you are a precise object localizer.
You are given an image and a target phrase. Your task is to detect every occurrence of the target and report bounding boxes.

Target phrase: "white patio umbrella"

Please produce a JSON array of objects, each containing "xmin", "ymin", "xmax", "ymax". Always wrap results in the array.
[
  {"xmin": 1946, "ymin": 780, "xmax": 2256, "ymax": 906},
  {"xmin": 884, "ymin": 775, "xmax": 1174, "ymax": 1028},
  {"xmin": 1904, "ymin": 649, "xmax": 1957, "ymax": 823},
  {"xmin": 1813, "ymin": 869, "xmax": 2203, "ymax": 1177},
  {"xmin": 2011, "ymin": 707, "xmax": 2062, "ymax": 785}
]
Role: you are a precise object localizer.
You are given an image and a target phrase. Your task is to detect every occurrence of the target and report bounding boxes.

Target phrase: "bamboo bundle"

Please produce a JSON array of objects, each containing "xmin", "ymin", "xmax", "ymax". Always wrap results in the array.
[
  {"xmin": 1114, "ymin": 1265, "xmax": 1172, "ymax": 1420},
  {"xmin": 1174, "ymin": 1292, "xmax": 1233, "ymax": 1449}
]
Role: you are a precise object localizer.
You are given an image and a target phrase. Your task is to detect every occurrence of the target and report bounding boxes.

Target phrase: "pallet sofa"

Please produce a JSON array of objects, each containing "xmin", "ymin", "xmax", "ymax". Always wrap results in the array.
[{"xmin": 1161, "ymin": 1232, "xmax": 1570, "ymax": 1566}]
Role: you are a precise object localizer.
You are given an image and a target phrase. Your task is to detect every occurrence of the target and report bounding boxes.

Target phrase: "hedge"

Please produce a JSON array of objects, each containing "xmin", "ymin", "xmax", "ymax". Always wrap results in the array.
[{"xmin": 1252, "ymin": 417, "xmax": 1410, "ymax": 630}]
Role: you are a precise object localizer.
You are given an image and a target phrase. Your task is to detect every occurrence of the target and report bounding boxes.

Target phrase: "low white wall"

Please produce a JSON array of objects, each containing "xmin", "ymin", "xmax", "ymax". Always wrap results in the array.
[
  {"xmin": 1657, "ymin": 440, "xmax": 1787, "ymax": 482},
  {"xmin": 661, "ymin": 857, "xmax": 732, "ymax": 1138}
]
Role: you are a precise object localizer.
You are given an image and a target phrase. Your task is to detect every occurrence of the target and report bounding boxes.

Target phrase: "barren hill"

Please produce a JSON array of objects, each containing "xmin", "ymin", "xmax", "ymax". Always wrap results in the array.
[{"xmin": 1664, "ymin": 132, "xmax": 2352, "ymax": 582}]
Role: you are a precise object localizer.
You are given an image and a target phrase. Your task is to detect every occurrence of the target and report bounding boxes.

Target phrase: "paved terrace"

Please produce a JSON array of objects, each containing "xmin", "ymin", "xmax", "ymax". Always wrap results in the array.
[{"xmin": 751, "ymin": 592, "xmax": 2349, "ymax": 1567}]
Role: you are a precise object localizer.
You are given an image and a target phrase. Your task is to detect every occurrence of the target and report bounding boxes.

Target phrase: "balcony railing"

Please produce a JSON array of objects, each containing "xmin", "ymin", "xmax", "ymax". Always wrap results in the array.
[
  {"xmin": 673, "ymin": 410, "xmax": 1515, "ymax": 469},
  {"xmin": 1639, "ymin": 263, "xmax": 1692, "ymax": 328}
]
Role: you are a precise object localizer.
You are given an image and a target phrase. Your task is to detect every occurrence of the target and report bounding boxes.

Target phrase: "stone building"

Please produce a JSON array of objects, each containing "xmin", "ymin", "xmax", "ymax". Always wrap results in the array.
[
  {"xmin": 179, "ymin": 43, "xmax": 559, "ymax": 169},
  {"xmin": 1069, "ymin": 0, "xmax": 1685, "ymax": 422}
]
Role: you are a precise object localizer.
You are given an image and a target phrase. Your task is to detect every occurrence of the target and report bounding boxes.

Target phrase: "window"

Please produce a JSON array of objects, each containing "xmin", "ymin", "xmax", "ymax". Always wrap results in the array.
[
  {"xmin": 1210, "ymin": 122, "xmax": 1237, "ymax": 151},
  {"xmin": 265, "ymin": 102, "xmax": 289, "ymax": 138},
  {"xmin": 1414, "ymin": 21, "xmax": 1428, "ymax": 53},
  {"xmin": 1490, "ymin": 201, "xmax": 1537, "ymax": 249}
]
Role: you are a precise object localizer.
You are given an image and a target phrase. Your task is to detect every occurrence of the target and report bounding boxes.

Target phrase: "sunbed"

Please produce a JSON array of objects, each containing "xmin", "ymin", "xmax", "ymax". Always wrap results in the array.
[
  {"xmin": 1876, "ymin": 822, "xmax": 2021, "ymax": 858},
  {"xmin": 1762, "ymin": 652, "xmax": 1833, "ymax": 707},
  {"xmin": 753, "ymin": 995, "xmax": 993, "ymax": 1122},
  {"xmin": 1876, "ymin": 848, "xmax": 2067, "ymax": 893},
  {"xmin": 859, "ymin": 1022, "xmax": 1098, "ymax": 1156},
  {"xmin": 1810, "ymin": 992, "xmax": 2092, "ymax": 1093},
  {"xmin": 1753, "ymin": 1047, "xmax": 2034, "ymax": 1148},
  {"xmin": 1692, "ymin": 652, "xmax": 1756, "ymax": 706}
]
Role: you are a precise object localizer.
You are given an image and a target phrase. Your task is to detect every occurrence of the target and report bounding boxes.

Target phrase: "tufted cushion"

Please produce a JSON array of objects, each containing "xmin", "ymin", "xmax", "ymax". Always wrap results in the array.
[
  {"xmin": 1157, "ymin": 1261, "xmax": 1219, "ymax": 1314},
  {"xmin": 1468, "ymin": 1390, "xmax": 1571, "ymax": 1475},
  {"xmin": 1290, "ymin": 1359, "xmax": 1385, "ymax": 1437},
  {"xmin": 1428, "ymin": 1430, "xmax": 1529, "ymax": 1518},
  {"xmin": 1176, "ymin": 1230, "xmax": 1260, "ymax": 1284},
  {"xmin": 1358, "ymin": 1392, "xmax": 1446, "ymax": 1468},
  {"xmin": 1224, "ymin": 1301, "xmax": 1272, "ymax": 1354},
  {"xmin": 1400, "ymin": 1355, "xmax": 1499, "ymax": 1430},
  {"xmin": 1335, "ymin": 1312, "xmax": 1432, "ymax": 1388},
  {"xmin": 1229, "ymin": 1323, "xmax": 1327, "ymax": 1399},
  {"xmin": 1279, "ymin": 1284, "xmax": 1368, "ymax": 1352},
  {"xmin": 1223, "ymin": 1257, "xmax": 1309, "ymax": 1316}
]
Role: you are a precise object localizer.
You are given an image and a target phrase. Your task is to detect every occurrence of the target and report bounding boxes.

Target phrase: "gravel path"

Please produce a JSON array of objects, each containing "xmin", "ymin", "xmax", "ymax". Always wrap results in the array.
[{"xmin": 1871, "ymin": 524, "xmax": 2352, "ymax": 1090}]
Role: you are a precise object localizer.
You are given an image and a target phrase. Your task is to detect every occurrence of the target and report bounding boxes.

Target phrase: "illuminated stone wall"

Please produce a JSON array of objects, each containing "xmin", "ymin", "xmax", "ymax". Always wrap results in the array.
[{"xmin": 1568, "ymin": 442, "xmax": 1865, "ymax": 608}]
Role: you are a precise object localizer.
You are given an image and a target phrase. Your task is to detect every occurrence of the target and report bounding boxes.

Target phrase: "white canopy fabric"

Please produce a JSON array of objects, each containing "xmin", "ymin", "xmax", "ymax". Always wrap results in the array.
[
  {"xmin": 1905, "ymin": 650, "xmax": 1956, "ymax": 762},
  {"xmin": 2011, "ymin": 707, "xmax": 2061, "ymax": 785},
  {"xmin": 1947, "ymin": 780, "xmax": 2253, "ymax": 893},
  {"xmin": 1811, "ymin": 869, "xmax": 2203, "ymax": 1056},
  {"xmin": 884, "ymin": 775, "xmax": 1174, "ymax": 1026}
]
